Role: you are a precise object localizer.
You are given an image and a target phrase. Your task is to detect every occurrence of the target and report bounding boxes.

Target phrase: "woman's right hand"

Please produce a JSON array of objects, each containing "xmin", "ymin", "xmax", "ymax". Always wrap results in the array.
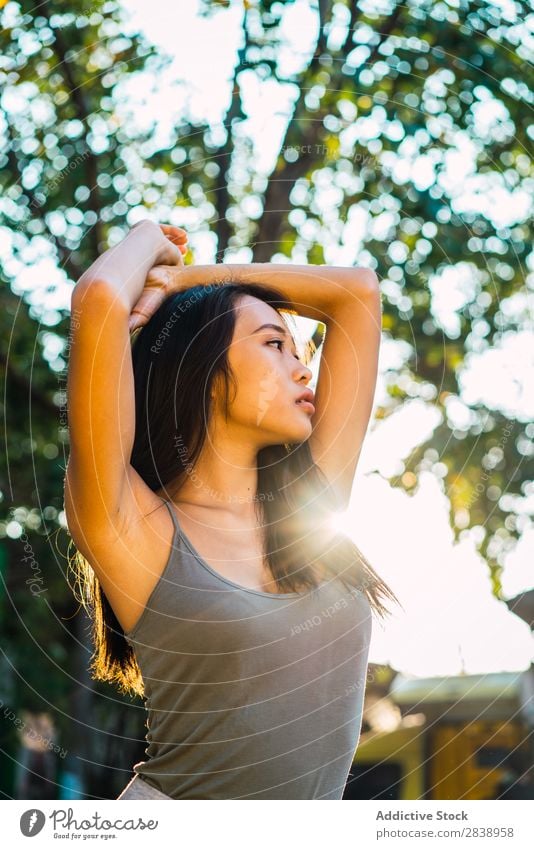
[
  {"xmin": 127, "ymin": 222, "xmax": 189, "ymax": 332},
  {"xmin": 129, "ymin": 220, "xmax": 188, "ymax": 266}
]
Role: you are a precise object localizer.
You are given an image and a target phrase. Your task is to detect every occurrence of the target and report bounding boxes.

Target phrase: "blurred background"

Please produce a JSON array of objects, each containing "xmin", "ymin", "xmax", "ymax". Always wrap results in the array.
[{"xmin": 0, "ymin": 0, "xmax": 532, "ymax": 800}]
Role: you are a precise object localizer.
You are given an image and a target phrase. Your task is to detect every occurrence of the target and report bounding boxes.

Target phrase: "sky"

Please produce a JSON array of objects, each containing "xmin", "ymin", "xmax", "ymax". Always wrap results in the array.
[{"xmin": 3, "ymin": 0, "xmax": 531, "ymax": 679}]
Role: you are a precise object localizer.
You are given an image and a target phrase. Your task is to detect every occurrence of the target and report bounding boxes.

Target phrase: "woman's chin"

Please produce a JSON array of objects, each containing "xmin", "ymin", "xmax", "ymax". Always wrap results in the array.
[
  {"xmin": 257, "ymin": 415, "xmax": 312, "ymax": 447},
  {"xmin": 280, "ymin": 423, "xmax": 313, "ymax": 444}
]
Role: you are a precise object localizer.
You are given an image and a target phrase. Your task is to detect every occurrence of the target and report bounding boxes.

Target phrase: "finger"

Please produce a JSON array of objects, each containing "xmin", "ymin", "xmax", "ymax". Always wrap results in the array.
[
  {"xmin": 128, "ymin": 311, "xmax": 148, "ymax": 332},
  {"xmin": 160, "ymin": 224, "xmax": 188, "ymax": 243},
  {"xmin": 163, "ymin": 240, "xmax": 185, "ymax": 267},
  {"xmin": 160, "ymin": 224, "xmax": 187, "ymax": 234},
  {"xmin": 150, "ymin": 264, "xmax": 184, "ymax": 293},
  {"xmin": 165, "ymin": 235, "xmax": 187, "ymax": 253},
  {"xmin": 166, "ymin": 232, "xmax": 188, "ymax": 245},
  {"xmin": 128, "ymin": 289, "xmax": 165, "ymax": 330}
]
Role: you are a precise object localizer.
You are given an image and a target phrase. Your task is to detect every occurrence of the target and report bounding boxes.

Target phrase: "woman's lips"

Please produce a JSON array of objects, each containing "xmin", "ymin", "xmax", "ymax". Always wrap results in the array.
[{"xmin": 295, "ymin": 399, "xmax": 315, "ymax": 414}]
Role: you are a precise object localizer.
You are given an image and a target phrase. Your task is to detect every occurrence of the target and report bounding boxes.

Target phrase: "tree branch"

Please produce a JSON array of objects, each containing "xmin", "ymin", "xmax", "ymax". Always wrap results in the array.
[
  {"xmin": 212, "ymin": 15, "xmax": 251, "ymax": 257},
  {"xmin": 253, "ymin": 3, "xmax": 403, "ymax": 263}
]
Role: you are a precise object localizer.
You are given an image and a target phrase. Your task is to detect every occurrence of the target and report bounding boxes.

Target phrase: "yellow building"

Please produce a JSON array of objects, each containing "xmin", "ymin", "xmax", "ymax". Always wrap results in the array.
[{"xmin": 343, "ymin": 668, "xmax": 534, "ymax": 800}]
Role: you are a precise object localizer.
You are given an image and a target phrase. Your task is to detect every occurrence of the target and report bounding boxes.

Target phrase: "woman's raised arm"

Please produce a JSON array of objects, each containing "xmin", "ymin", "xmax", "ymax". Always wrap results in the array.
[
  {"xmin": 64, "ymin": 222, "xmax": 187, "ymax": 546},
  {"xmin": 130, "ymin": 260, "xmax": 373, "ymax": 326}
]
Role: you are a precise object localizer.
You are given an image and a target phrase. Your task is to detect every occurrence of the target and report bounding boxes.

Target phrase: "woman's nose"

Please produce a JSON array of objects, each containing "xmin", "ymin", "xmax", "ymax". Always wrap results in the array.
[{"xmin": 294, "ymin": 362, "xmax": 313, "ymax": 383}]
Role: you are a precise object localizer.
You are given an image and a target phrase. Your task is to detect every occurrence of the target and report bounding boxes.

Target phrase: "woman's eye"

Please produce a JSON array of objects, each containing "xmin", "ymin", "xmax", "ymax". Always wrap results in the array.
[{"xmin": 268, "ymin": 339, "xmax": 301, "ymax": 361}]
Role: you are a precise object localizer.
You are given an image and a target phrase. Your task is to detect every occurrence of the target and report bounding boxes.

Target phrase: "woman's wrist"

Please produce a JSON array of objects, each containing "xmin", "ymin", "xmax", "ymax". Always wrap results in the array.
[
  {"xmin": 76, "ymin": 221, "xmax": 183, "ymax": 311},
  {"xmin": 127, "ymin": 220, "xmax": 177, "ymax": 265}
]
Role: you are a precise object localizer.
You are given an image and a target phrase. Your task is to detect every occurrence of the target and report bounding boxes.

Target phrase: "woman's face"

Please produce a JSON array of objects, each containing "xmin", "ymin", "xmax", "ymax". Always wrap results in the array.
[{"xmin": 217, "ymin": 295, "xmax": 315, "ymax": 447}]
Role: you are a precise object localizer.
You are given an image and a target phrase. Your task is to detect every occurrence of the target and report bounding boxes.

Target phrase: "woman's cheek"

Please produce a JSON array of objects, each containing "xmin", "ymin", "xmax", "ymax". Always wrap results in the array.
[{"xmin": 254, "ymin": 367, "xmax": 283, "ymax": 426}]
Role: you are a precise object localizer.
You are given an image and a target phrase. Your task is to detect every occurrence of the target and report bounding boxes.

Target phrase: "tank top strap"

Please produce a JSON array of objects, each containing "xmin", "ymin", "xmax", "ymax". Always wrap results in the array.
[{"xmin": 161, "ymin": 498, "xmax": 180, "ymax": 535}]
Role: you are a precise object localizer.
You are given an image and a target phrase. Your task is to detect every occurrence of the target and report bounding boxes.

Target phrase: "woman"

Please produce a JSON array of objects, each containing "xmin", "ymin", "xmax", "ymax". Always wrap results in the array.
[{"xmin": 65, "ymin": 219, "xmax": 397, "ymax": 800}]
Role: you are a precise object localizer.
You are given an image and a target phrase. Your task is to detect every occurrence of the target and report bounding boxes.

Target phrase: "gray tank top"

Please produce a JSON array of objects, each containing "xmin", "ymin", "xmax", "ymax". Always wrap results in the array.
[{"xmin": 124, "ymin": 498, "xmax": 372, "ymax": 799}]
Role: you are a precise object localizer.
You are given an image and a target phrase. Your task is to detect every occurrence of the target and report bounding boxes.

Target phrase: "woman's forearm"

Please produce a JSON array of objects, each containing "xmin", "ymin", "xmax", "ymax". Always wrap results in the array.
[{"xmin": 175, "ymin": 262, "xmax": 378, "ymax": 322}]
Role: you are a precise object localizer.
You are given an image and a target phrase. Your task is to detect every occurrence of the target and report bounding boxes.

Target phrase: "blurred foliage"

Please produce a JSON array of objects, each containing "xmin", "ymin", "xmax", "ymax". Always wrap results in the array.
[{"xmin": 0, "ymin": 0, "xmax": 532, "ymax": 796}]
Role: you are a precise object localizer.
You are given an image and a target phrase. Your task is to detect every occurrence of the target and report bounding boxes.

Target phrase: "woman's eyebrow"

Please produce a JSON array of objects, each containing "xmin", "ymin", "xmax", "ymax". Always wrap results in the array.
[{"xmin": 252, "ymin": 322, "xmax": 290, "ymax": 336}]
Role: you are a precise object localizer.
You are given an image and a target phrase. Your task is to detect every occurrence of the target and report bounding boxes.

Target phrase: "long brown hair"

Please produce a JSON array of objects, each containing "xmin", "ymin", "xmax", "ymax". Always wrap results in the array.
[{"xmin": 67, "ymin": 281, "xmax": 399, "ymax": 698}]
